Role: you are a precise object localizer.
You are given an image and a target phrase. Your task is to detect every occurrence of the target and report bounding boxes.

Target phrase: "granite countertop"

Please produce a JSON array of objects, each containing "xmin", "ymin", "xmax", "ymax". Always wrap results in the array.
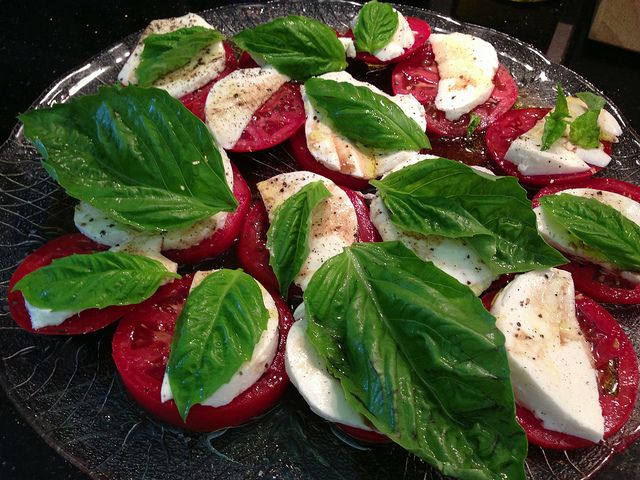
[{"xmin": 1, "ymin": 0, "xmax": 639, "ymax": 478}]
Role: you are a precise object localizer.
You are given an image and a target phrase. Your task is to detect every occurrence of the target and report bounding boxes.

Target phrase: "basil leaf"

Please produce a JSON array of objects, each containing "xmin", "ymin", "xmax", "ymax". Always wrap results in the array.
[
  {"xmin": 353, "ymin": 1, "xmax": 399, "ymax": 53},
  {"xmin": 266, "ymin": 181, "xmax": 331, "ymax": 296},
  {"xmin": 541, "ymin": 84, "xmax": 570, "ymax": 151},
  {"xmin": 466, "ymin": 112, "xmax": 481, "ymax": 138},
  {"xmin": 576, "ymin": 91, "xmax": 606, "ymax": 111},
  {"xmin": 20, "ymin": 85, "xmax": 237, "ymax": 232},
  {"xmin": 304, "ymin": 242, "xmax": 527, "ymax": 480},
  {"xmin": 167, "ymin": 269, "xmax": 270, "ymax": 420},
  {"xmin": 539, "ymin": 193, "xmax": 640, "ymax": 271},
  {"xmin": 136, "ymin": 26, "xmax": 224, "ymax": 87},
  {"xmin": 12, "ymin": 252, "xmax": 179, "ymax": 312},
  {"xmin": 304, "ymin": 78, "xmax": 430, "ymax": 151},
  {"xmin": 371, "ymin": 158, "xmax": 566, "ymax": 274},
  {"xmin": 569, "ymin": 92, "xmax": 606, "ymax": 149},
  {"xmin": 233, "ymin": 16, "xmax": 347, "ymax": 81}
]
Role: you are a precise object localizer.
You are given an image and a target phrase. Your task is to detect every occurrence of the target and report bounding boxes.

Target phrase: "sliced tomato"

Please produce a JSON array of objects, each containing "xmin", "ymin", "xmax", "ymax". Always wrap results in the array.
[
  {"xmin": 482, "ymin": 289, "xmax": 639, "ymax": 449},
  {"xmin": 343, "ymin": 17, "xmax": 431, "ymax": 66},
  {"xmin": 532, "ymin": 178, "xmax": 640, "ymax": 304},
  {"xmin": 391, "ymin": 42, "xmax": 518, "ymax": 137},
  {"xmin": 7, "ymin": 233, "xmax": 136, "ymax": 335},
  {"xmin": 163, "ymin": 164, "xmax": 251, "ymax": 264},
  {"xmin": 237, "ymin": 187, "xmax": 381, "ymax": 293},
  {"xmin": 111, "ymin": 274, "xmax": 294, "ymax": 432},
  {"xmin": 238, "ymin": 51, "xmax": 259, "ymax": 69},
  {"xmin": 485, "ymin": 108, "xmax": 612, "ymax": 187},
  {"xmin": 178, "ymin": 42, "xmax": 238, "ymax": 121},
  {"xmin": 335, "ymin": 423, "xmax": 391, "ymax": 444}
]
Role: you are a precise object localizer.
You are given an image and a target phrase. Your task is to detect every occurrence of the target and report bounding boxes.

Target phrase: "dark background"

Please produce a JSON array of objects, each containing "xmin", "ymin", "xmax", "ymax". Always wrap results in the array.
[{"xmin": 1, "ymin": 0, "xmax": 639, "ymax": 478}]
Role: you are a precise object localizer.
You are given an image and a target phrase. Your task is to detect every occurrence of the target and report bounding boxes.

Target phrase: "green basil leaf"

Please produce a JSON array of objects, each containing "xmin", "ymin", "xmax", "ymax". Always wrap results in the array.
[
  {"xmin": 568, "ymin": 92, "xmax": 606, "ymax": 149},
  {"xmin": 370, "ymin": 158, "xmax": 566, "ymax": 274},
  {"xmin": 539, "ymin": 193, "xmax": 640, "ymax": 271},
  {"xmin": 167, "ymin": 269, "xmax": 270, "ymax": 420},
  {"xmin": 20, "ymin": 85, "xmax": 237, "ymax": 232},
  {"xmin": 233, "ymin": 16, "xmax": 347, "ymax": 81},
  {"xmin": 304, "ymin": 78, "xmax": 430, "ymax": 151},
  {"xmin": 466, "ymin": 112, "xmax": 481, "ymax": 138},
  {"xmin": 541, "ymin": 84, "xmax": 570, "ymax": 151},
  {"xmin": 266, "ymin": 181, "xmax": 332, "ymax": 296},
  {"xmin": 136, "ymin": 26, "xmax": 224, "ymax": 87},
  {"xmin": 304, "ymin": 242, "xmax": 527, "ymax": 480},
  {"xmin": 12, "ymin": 251, "xmax": 179, "ymax": 312},
  {"xmin": 353, "ymin": 1, "xmax": 399, "ymax": 53},
  {"xmin": 576, "ymin": 92, "xmax": 606, "ymax": 111}
]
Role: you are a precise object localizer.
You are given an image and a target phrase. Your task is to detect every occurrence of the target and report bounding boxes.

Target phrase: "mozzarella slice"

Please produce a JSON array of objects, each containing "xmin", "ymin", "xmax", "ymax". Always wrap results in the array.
[
  {"xmin": 257, "ymin": 171, "xmax": 358, "ymax": 291},
  {"xmin": 303, "ymin": 71, "xmax": 426, "ymax": 179},
  {"xmin": 351, "ymin": 10, "xmax": 414, "ymax": 62},
  {"xmin": 161, "ymin": 270, "xmax": 279, "ymax": 407},
  {"xmin": 205, "ymin": 67, "xmax": 290, "ymax": 149},
  {"xmin": 25, "ymin": 302, "xmax": 79, "ymax": 331},
  {"xmin": 118, "ymin": 13, "xmax": 226, "ymax": 98},
  {"xmin": 429, "ymin": 33, "xmax": 499, "ymax": 121},
  {"xmin": 338, "ymin": 37, "xmax": 356, "ymax": 58},
  {"xmin": 74, "ymin": 150, "xmax": 234, "ymax": 250},
  {"xmin": 535, "ymin": 188, "xmax": 640, "ymax": 283},
  {"xmin": 491, "ymin": 268, "xmax": 604, "ymax": 443},
  {"xmin": 286, "ymin": 304, "xmax": 373, "ymax": 430}
]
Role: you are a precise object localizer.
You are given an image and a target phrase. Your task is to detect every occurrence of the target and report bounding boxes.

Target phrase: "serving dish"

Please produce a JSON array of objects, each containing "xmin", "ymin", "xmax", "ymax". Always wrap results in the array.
[{"xmin": 1, "ymin": 1, "xmax": 640, "ymax": 478}]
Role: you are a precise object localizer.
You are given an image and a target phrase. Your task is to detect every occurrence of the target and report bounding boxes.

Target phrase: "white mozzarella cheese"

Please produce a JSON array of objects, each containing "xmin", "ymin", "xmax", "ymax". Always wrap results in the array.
[
  {"xmin": 285, "ymin": 304, "xmax": 374, "ymax": 430},
  {"xmin": 338, "ymin": 37, "xmax": 357, "ymax": 58},
  {"xmin": 257, "ymin": 171, "xmax": 358, "ymax": 291},
  {"xmin": 161, "ymin": 270, "xmax": 280, "ymax": 407},
  {"xmin": 429, "ymin": 33, "xmax": 499, "ymax": 121},
  {"xmin": 205, "ymin": 67, "xmax": 290, "ymax": 149},
  {"xmin": 74, "ymin": 150, "xmax": 234, "ymax": 250},
  {"xmin": 351, "ymin": 10, "xmax": 414, "ymax": 62},
  {"xmin": 26, "ymin": 302, "xmax": 79, "ymax": 331},
  {"xmin": 118, "ymin": 13, "xmax": 226, "ymax": 98},
  {"xmin": 303, "ymin": 71, "xmax": 426, "ymax": 179},
  {"xmin": 491, "ymin": 268, "xmax": 604, "ymax": 443}
]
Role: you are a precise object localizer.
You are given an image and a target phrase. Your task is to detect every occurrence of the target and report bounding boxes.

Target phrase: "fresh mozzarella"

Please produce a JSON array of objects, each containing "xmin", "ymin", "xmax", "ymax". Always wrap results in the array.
[
  {"xmin": 118, "ymin": 13, "xmax": 226, "ymax": 98},
  {"xmin": 351, "ymin": 10, "xmax": 414, "ymax": 62},
  {"xmin": 257, "ymin": 171, "xmax": 358, "ymax": 291},
  {"xmin": 491, "ymin": 268, "xmax": 604, "ymax": 443},
  {"xmin": 285, "ymin": 304, "xmax": 374, "ymax": 430},
  {"xmin": 205, "ymin": 67, "xmax": 290, "ymax": 149},
  {"xmin": 303, "ymin": 71, "xmax": 426, "ymax": 179},
  {"xmin": 74, "ymin": 150, "xmax": 234, "ymax": 250},
  {"xmin": 161, "ymin": 270, "xmax": 280, "ymax": 407},
  {"xmin": 535, "ymin": 188, "xmax": 640, "ymax": 283},
  {"xmin": 338, "ymin": 37, "xmax": 357, "ymax": 58},
  {"xmin": 429, "ymin": 33, "xmax": 499, "ymax": 121},
  {"xmin": 25, "ymin": 302, "xmax": 79, "ymax": 331}
]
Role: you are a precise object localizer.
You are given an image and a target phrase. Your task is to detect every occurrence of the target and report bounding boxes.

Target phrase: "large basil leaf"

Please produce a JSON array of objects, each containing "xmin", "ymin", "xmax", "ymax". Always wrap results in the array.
[
  {"xmin": 20, "ymin": 85, "xmax": 237, "ymax": 232},
  {"xmin": 167, "ymin": 269, "xmax": 270, "ymax": 420},
  {"xmin": 304, "ymin": 242, "xmax": 527, "ymax": 480},
  {"xmin": 541, "ymin": 84, "xmax": 570, "ymax": 151},
  {"xmin": 304, "ymin": 78, "xmax": 430, "ymax": 151},
  {"xmin": 136, "ymin": 26, "xmax": 224, "ymax": 87},
  {"xmin": 539, "ymin": 193, "xmax": 640, "ymax": 271},
  {"xmin": 569, "ymin": 92, "xmax": 606, "ymax": 149},
  {"xmin": 266, "ymin": 181, "xmax": 331, "ymax": 296},
  {"xmin": 370, "ymin": 158, "xmax": 567, "ymax": 274},
  {"xmin": 233, "ymin": 16, "xmax": 347, "ymax": 81},
  {"xmin": 12, "ymin": 252, "xmax": 179, "ymax": 312},
  {"xmin": 353, "ymin": 1, "xmax": 398, "ymax": 53}
]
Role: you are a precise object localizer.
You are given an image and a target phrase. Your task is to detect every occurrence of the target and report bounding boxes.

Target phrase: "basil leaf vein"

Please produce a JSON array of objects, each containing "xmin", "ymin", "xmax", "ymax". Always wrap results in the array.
[
  {"xmin": 541, "ymin": 84, "xmax": 570, "ymax": 151},
  {"xmin": 353, "ymin": 1, "xmax": 399, "ymax": 53}
]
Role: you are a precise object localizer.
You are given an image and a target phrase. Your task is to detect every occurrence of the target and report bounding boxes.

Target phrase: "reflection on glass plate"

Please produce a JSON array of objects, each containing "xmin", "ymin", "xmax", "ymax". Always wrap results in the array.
[{"xmin": 1, "ymin": 1, "xmax": 639, "ymax": 479}]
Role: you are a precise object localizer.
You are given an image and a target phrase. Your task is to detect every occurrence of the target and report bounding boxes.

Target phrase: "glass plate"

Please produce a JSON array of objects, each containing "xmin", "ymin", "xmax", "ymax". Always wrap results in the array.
[{"xmin": 1, "ymin": 1, "xmax": 640, "ymax": 478}]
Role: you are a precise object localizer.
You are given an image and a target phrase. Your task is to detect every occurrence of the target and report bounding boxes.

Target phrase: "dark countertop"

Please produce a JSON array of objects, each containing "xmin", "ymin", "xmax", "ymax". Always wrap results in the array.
[{"xmin": 1, "ymin": 1, "xmax": 639, "ymax": 478}]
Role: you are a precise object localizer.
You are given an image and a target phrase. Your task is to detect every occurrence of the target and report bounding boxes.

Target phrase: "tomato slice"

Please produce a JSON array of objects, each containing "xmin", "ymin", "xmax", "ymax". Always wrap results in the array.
[
  {"xmin": 334, "ymin": 423, "xmax": 391, "ymax": 444},
  {"xmin": 343, "ymin": 17, "xmax": 431, "ymax": 66},
  {"xmin": 111, "ymin": 274, "xmax": 294, "ymax": 432},
  {"xmin": 163, "ymin": 164, "xmax": 251, "ymax": 264},
  {"xmin": 485, "ymin": 108, "xmax": 612, "ymax": 187},
  {"xmin": 7, "ymin": 233, "xmax": 135, "ymax": 335},
  {"xmin": 237, "ymin": 187, "xmax": 381, "ymax": 293},
  {"xmin": 391, "ymin": 42, "xmax": 518, "ymax": 137},
  {"xmin": 178, "ymin": 41, "xmax": 238, "ymax": 121},
  {"xmin": 532, "ymin": 178, "xmax": 640, "ymax": 304},
  {"xmin": 482, "ymin": 289, "xmax": 639, "ymax": 449}
]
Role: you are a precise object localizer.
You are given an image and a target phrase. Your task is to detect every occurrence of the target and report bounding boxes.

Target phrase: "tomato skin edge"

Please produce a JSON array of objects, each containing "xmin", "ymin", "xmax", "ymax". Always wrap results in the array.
[{"xmin": 334, "ymin": 422, "xmax": 391, "ymax": 444}]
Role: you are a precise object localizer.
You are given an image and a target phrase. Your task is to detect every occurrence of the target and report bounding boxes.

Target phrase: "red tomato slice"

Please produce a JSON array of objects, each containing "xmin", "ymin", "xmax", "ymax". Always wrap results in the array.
[
  {"xmin": 111, "ymin": 274, "xmax": 294, "ymax": 432},
  {"xmin": 163, "ymin": 164, "xmax": 251, "ymax": 264},
  {"xmin": 482, "ymin": 289, "xmax": 639, "ymax": 449},
  {"xmin": 178, "ymin": 42, "xmax": 238, "ymax": 121},
  {"xmin": 335, "ymin": 423, "xmax": 391, "ymax": 444},
  {"xmin": 391, "ymin": 42, "xmax": 518, "ymax": 137},
  {"xmin": 238, "ymin": 51, "xmax": 259, "ymax": 69},
  {"xmin": 485, "ymin": 108, "xmax": 612, "ymax": 187},
  {"xmin": 237, "ymin": 187, "xmax": 381, "ymax": 293},
  {"xmin": 7, "ymin": 233, "xmax": 135, "ymax": 335},
  {"xmin": 532, "ymin": 178, "xmax": 640, "ymax": 304},
  {"xmin": 343, "ymin": 17, "xmax": 431, "ymax": 66}
]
